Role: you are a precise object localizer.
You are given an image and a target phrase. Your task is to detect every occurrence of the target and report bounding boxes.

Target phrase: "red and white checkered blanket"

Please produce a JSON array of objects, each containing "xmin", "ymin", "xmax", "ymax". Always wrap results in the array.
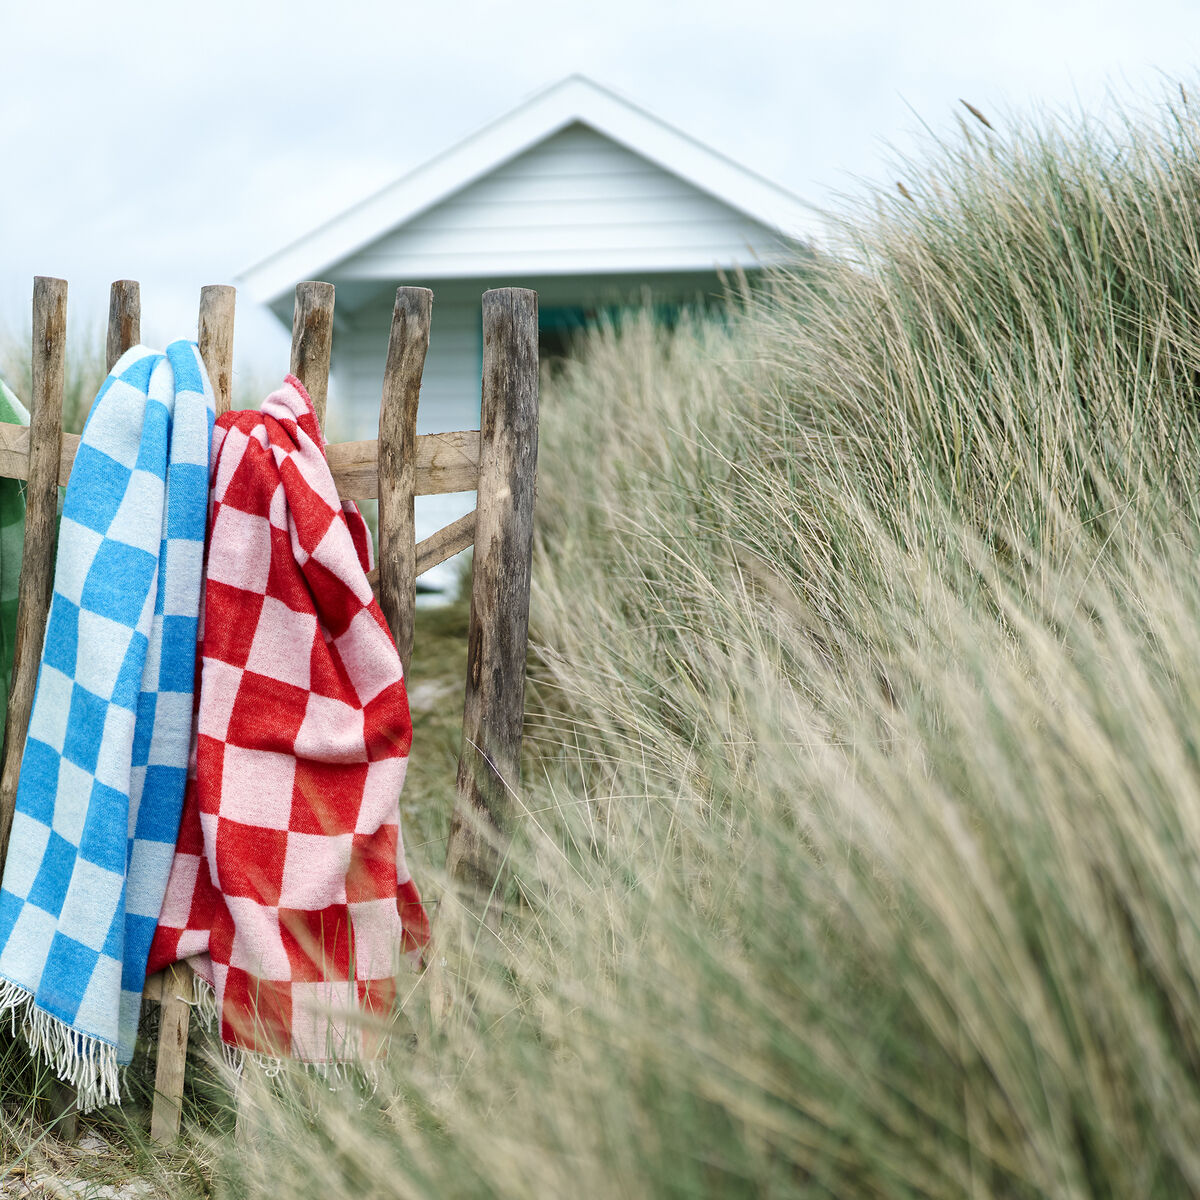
[{"xmin": 147, "ymin": 375, "xmax": 429, "ymax": 1064}]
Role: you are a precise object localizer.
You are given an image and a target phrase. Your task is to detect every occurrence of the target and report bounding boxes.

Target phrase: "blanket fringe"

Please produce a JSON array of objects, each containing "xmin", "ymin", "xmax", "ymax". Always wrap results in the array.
[
  {"xmin": 188, "ymin": 974, "xmax": 379, "ymax": 1093},
  {"xmin": 0, "ymin": 978, "xmax": 120, "ymax": 1112}
]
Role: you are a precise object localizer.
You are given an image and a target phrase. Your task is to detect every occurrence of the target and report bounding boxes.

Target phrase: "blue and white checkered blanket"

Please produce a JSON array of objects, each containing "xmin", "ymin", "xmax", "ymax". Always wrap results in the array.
[{"xmin": 0, "ymin": 343, "xmax": 213, "ymax": 1110}]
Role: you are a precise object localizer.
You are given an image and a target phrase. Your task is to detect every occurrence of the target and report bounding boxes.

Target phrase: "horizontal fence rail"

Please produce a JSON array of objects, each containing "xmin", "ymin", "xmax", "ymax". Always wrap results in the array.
[{"xmin": 0, "ymin": 423, "xmax": 481, "ymax": 500}]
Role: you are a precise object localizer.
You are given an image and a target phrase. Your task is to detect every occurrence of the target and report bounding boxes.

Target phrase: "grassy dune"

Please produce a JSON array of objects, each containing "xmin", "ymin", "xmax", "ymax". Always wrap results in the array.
[
  {"xmin": 217, "ymin": 83, "xmax": 1200, "ymax": 1199},
  {"xmin": 10, "ymin": 83, "xmax": 1200, "ymax": 1198}
]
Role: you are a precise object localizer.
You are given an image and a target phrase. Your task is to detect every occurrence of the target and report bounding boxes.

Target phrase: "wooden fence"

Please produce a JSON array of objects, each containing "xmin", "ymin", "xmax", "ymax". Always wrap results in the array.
[{"xmin": 0, "ymin": 276, "xmax": 539, "ymax": 1139}]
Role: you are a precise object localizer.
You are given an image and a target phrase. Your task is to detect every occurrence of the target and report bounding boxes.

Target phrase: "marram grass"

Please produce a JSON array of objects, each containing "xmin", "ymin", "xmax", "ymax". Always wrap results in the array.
[{"xmin": 220, "ymin": 82, "xmax": 1200, "ymax": 1199}]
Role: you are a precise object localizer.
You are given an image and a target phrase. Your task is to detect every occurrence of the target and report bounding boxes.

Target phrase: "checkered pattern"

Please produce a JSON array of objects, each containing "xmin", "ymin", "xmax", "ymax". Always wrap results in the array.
[
  {"xmin": 149, "ymin": 374, "xmax": 429, "ymax": 1065},
  {"xmin": 0, "ymin": 344, "xmax": 214, "ymax": 1109},
  {"xmin": 0, "ymin": 379, "xmax": 29, "ymax": 726}
]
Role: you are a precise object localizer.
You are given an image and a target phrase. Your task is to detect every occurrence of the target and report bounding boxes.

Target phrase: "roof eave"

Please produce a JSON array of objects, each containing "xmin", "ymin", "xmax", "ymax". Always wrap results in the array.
[{"xmin": 238, "ymin": 75, "xmax": 821, "ymax": 307}]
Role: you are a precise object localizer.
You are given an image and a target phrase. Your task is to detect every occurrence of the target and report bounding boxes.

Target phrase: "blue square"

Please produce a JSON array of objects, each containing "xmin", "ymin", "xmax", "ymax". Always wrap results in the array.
[
  {"xmin": 37, "ymin": 933, "xmax": 99, "ymax": 1025},
  {"xmin": 167, "ymin": 342, "xmax": 203, "ymax": 394},
  {"xmin": 121, "ymin": 915, "xmax": 157, "ymax": 990},
  {"xmin": 102, "ymin": 894, "xmax": 125, "ymax": 960},
  {"xmin": 159, "ymin": 616, "xmax": 198, "ymax": 692},
  {"xmin": 131, "ymin": 692, "xmax": 156, "ymax": 768},
  {"xmin": 80, "ymin": 540, "xmax": 157, "ymax": 627},
  {"xmin": 155, "ymin": 540, "xmax": 167, "ymax": 616},
  {"xmin": 117, "ymin": 354, "xmax": 158, "ymax": 392},
  {"xmin": 63, "ymin": 444, "xmax": 131, "ymax": 535},
  {"xmin": 165, "ymin": 465, "xmax": 208, "ymax": 540},
  {"xmin": 62, "ymin": 685, "xmax": 106, "ymax": 773},
  {"xmin": 135, "ymin": 399, "xmax": 169, "ymax": 475},
  {"xmin": 25, "ymin": 832, "xmax": 76, "ymax": 917},
  {"xmin": 135, "ymin": 766, "xmax": 188, "ymax": 841},
  {"xmin": 111, "ymin": 631, "xmax": 149, "ymax": 712},
  {"xmin": 15, "ymin": 739, "xmax": 60, "ymax": 825},
  {"xmin": 42, "ymin": 599, "xmax": 80, "ymax": 677},
  {"xmin": 77, "ymin": 781, "xmax": 127, "ymax": 874},
  {"xmin": 0, "ymin": 889, "xmax": 24, "ymax": 947}
]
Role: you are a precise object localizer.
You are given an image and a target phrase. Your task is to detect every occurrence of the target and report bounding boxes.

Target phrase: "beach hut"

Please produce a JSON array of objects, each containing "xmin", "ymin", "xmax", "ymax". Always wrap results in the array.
[{"xmin": 240, "ymin": 75, "xmax": 816, "ymax": 589}]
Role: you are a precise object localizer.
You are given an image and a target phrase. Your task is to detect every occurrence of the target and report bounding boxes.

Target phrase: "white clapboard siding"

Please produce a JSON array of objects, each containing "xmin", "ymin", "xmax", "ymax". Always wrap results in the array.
[
  {"xmin": 338, "ymin": 301, "xmax": 481, "ymax": 438},
  {"xmin": 337, "ymin": 124, "xmax": 790, "ymax": 280}
]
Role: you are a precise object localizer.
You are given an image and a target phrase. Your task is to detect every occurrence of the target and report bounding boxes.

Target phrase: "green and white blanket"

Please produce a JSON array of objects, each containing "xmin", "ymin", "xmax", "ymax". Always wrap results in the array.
[{"xmin": 0, "ymin": 379, "xmax": 28, "ymax": 723}]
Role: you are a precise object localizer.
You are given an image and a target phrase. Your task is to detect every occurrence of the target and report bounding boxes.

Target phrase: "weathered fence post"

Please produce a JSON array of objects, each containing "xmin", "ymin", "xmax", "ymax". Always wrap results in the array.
[
  {"xmin": 445, "ymin": 288, "xmax": 538, "ymax": 917},
  {"xmin": 106, "ymin": 280, "xmax": 140, "ymax": 369},
  {"xmin": 147, "ymin": 282, "xmax": 237, "ymax": 1145},
  {"xmin": 198, "ymin": 285, "xmax": 236, "ymax": 417},
  {"xmin": 377, "ymin": 287, "xmax": 433, "ymax": 677},
  {"xmin": 290, "ymin": 282, "xmax": 335, "ymax": 430},
  {"xmin": 150, "ymin": 962, "xmax": 194, "ymax": 1143},
  {"xmin": 0, "ymin": 278, "xmax": 67, "ymax": 881}
]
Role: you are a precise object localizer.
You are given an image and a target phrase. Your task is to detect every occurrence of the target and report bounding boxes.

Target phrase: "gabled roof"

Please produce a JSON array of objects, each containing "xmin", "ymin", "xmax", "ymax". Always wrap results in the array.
[{"xmin": 239, "ymin": 75, "xmax": 820, "ymax": 305}]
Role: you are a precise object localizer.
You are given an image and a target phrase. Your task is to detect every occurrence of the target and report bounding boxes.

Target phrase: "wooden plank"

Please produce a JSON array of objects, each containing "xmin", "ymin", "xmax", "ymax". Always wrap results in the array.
[
  {"xmin": 416, "ymin": 510, "xmax": 476, "ymax": 578},
  {"xmin": 0, "ymin": 425, "xmax": 479, "ymax": 498},
  {"xmin": 198, "ymin": 285, "xmax": 236, "ymax": 416},
  {"xmin": 0, "ymin": 278, "xmax": 67, "ymax": 880},
  {"xmin": 364, "ymin": 509, "xmax": 478, "ymax": 601},
  {"xmin": 106, "ymin": 280, "xmax": 140, "ymax": 371},
  {"xmin": 142, "ymin": 969, "xmax": 164, "ymax": 1004},
  {"xmin": 290, "ymin": 281, "xmax": 335, "ymax": 431},
  {"xmin": 0, "ymin": 424, "xmax": 71, "ymax": 486},
  {"xmin": 325, "ymin": 429, "xmax": 480, "ymax": 499},
  {"xmin": 150, "ymin": 962, "xmax": 194, "ymax": 1143},
  {"xmin": 445, "ymin": 288, "xmax": 539, "ymax": 911},
  {"xmin": 377, "ymin": 287, "xmax": 432, "ymax": 675}
]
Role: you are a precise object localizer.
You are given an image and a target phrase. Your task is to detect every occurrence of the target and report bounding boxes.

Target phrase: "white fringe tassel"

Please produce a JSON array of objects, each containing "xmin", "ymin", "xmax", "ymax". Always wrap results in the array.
[{"xmin": 0, "ymin": 978, "xmax": 120, "ymax": 1112}]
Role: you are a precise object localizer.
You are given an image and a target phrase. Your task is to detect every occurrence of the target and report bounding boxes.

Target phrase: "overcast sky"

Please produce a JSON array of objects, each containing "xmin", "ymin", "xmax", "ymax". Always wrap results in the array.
[{"xmin": 3, "ymin": 0, "xmax": 1200, "ymax": 379}]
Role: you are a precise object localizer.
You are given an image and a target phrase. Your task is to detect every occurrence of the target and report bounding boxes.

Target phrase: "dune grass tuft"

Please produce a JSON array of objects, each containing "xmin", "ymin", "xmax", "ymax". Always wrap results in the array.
[{"xmin": 210, "ymin": 80, "xmax": 1200, "ymax": 1198}]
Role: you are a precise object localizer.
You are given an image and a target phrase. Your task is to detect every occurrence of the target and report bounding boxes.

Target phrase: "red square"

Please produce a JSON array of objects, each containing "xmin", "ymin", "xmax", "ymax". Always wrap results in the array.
[
  {"xmin": 356, "ymin": 976, "xmax": 398, "ymax": 1059},
  {"xmin": 266, "ymin": 525, "xmax": 312, "ymax": 611},
  {"xmin": 310, "ymin": 632, "xmax": 352, "ymax": 699},
  {"xmin": 279, "ymin": 460, "xmax": 337, "ymax": 558},
  {"xmin": 301, "ymin": 556, "xmax": 360, "ymax": 641},
  {"xmin": 175, "ymin": 782, "xmax": 205, "ymax": 854},
  {"xmin": 227, "ymin": 671, "xmax": 309, "ymax": 754},
  {"xmin": 209, "ymin": 898, "xmax": 235, "ymax": 963},
  {"xmin": 346, "ymin": 827, "xmax": 398, "ymax": 903},
  {"xmin": 146, "ymin": 927, "xmax": 182, "ymax": 976},
  {"xmin": 364, "ymin": 684, "xmax": 412, "ymax": 762},
  {"xmin": 196, "ymin": 736, "xmax": 225, "ymax": 813},
  {"xmin": 290, "ymin": 760, "xmax": 367, "ymax": 836},
  {"xmin": 217, "ymin": 442, "xmax": 277, "ymax": 515},
  {"xmin": 279, "ymin": 904, "xmax": 354, "ymax": 982},
  {"xmin": 185, "ymin": 859, "xmax": 223, "ymax": 932},
  {"xmin": 344, "ymin": 507, "xmax": 372, "ymax": 574},
  {"xmin": 265, "ymin": 413, "xmax": 303, "ymax": 455},
  {"xmin": 356, "ymin": 975, "xmax": 397, "ymax": 1017},
  {"xmin": 204, "ymin": 581, "xmax": 264, "ymax": 669},
  {"xmin": 214, "ymin": 818, "xmax": 286, "ymax": 904},
  {"xmin": 222, "ymin": 966, "xmax": 292, "ymax": 1057},
  {"xmin": 397, "ymin": 878, "xmax": 431, "ymax": 953}
]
